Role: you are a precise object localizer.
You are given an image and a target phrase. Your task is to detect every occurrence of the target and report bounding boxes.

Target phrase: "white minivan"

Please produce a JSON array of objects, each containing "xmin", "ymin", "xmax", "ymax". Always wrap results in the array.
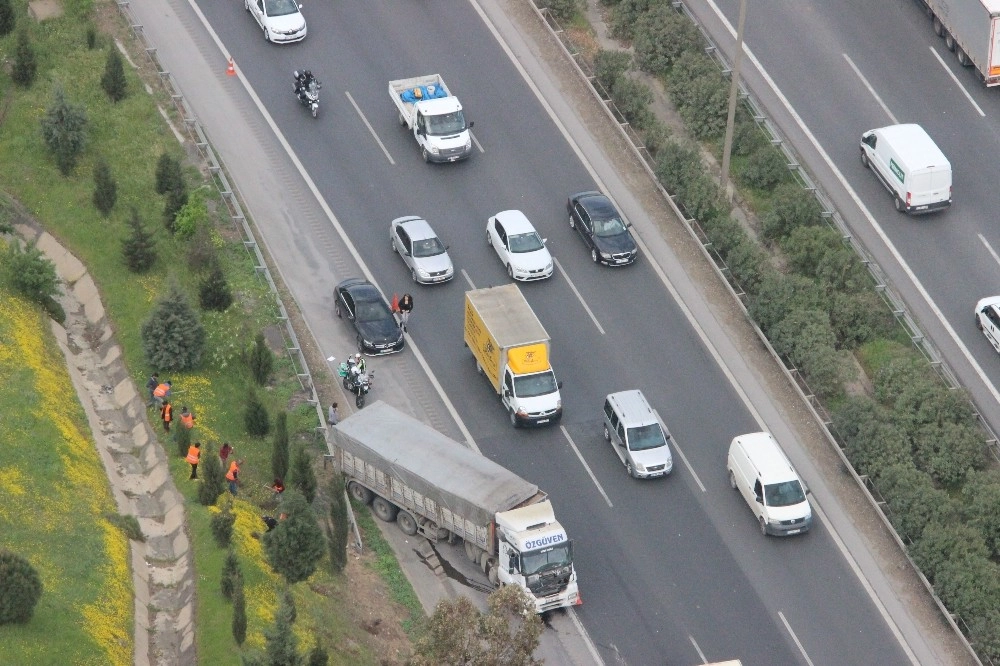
[
  {"xmin": 602, "ymin": 390, "xmax": 673, "ymax": 479},
  {"xmin": 727, "ymin": 432, "xmax": 812, "ymax": 536},
  {"xmin": 975, "ymin": 295, "xmax": 1000, "ymax": 354},
  {"xmin": 860, "ymin": 123, "xmax": 951, "ymax": 214}
]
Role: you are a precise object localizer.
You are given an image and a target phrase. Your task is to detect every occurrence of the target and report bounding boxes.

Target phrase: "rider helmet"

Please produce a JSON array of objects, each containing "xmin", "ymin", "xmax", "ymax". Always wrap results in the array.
[{"xmin": 304, "ymin": 70, "xmax": 312, "ymax": 79}]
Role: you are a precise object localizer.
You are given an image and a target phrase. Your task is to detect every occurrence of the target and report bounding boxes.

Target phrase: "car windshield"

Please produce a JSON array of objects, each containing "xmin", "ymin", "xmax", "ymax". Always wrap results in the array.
[
  {"xmin": 355, "ymin": 300, "xmax": 388, "ymax": 323},
  {"xmin": 593, "ymin": 214, "xmax": 627, "ymax": 237},
  {"xmin": 412, "ymin": 237, "xmax": 446, "ymax": 258},
  {"xmin": 513, "ymin": 370, "xmax": 558, "ymax": 398},
  {"xmin": 627, "ymin": 424, "xmax": 667, "ymax": 451},
  {"xmin": 764, "ymin": 481, "xmax": 806, "ymax": 507},
  {"xmin": 521, "ymin": 542, "xmax": 572, "ymax": 576},
  {"xmin": 426, "ymin": 111, "xmax": 467, "ymax": 136},
  {"xmin": 265, "ymin": 0, "xmax": 300, "ymax": 16},
  {"xmin": 508, "ymin": 232, "xmax": 545, "ymax": 253}
]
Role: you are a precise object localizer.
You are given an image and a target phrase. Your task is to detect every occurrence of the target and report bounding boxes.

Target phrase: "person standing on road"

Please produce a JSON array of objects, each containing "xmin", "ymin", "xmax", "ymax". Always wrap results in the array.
[
  {"xmin": 398, "ymin": 293, "xmax": 413, "ymax": 332},
  {"xmin": 186, "ymin": 441, "xmax": 201, "ymax": 480},
  {"xmin": 145, "ymin": 373, "xmax": 159, "ymax": 408},
  {"xmin": 160, "ymin": 400, "xmax": 173, "ymax": 432}
]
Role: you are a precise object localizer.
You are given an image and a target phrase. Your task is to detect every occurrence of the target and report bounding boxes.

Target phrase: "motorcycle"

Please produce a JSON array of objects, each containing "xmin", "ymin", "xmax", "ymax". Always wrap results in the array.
[
  {"xmin": 292, "ymin": 70, "xmax": 321, "ymax": 118},
  {"xmin": 338, "ymin": 361, "xmax": 374, "ymax": 408}
]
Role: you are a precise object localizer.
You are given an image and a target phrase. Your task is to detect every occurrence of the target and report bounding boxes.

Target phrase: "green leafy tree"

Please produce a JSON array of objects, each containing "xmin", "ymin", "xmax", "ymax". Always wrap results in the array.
[
  {"xmin": 412, "ymin": 585, "xmax": 543, "ymax": 666},
  {"xmin": 760, "ymin": 182, "xmax": 823, "ymax": 242},
  {"xmin": 593, "ymin": 49, "xmax": 632, "ymax": 94},
  {"xmin": 41, "ymin": 84, "xmax": 88, "ymax": 175},
  {"xmin": 262, "ymin": 490, "xmax": 325, "ymax": 585},
  {"xmin": 140, "ymin": 281, "xmax": 206, "ymax": 371},
  {"xmin": 121, "ymin": 208, "xmax": 157, "ymax": 273},
  {"xmin": 910, "ymin": 521, "xmax": 990, "ymax": 585},
  {"xmin": 609, "ymin": 76, "xmax": 653, "ymax": 130},
  {"xmin": 248, "ymin": 332, "xmax": 275, "ymax": 386},
  {"xmin": 264, "ymin": 589, "xmax": 302, "ymax": 666},
  {"xmin": 653, "ymin": 140, "xmax": 701, "ymax": 194},
  {"xmin": 633, "ymin": 3, "xmax": 702, "ymax": 75},
  {"xmin": 244, "ymin": 391, "xmax": 271, "ymax": 438},
  {"xmin": 210, "ymin": 500, "xmax": 236, "ymax": 548},
  {"xmin": 962, "ymin": 470, "xmax": 1000, "ymax": 559},
  {"xmin": 271, "ymin": 411, "xmax": 290, "ymax": 481},
  {"xmin": 0, "ymin": 551, "xmax": 43, "ymax": 624},
  {"xmin": 609, "ymin": 0, "xmax": 652, "ymax": 40},
  {"xmin": 154, "ymin": 153, "xmax": 183, "ymax": 195},
  {"xmin": 162, "ymin": 184, "xmax": 188, "ymax": 233},
  {"xmin": 199, "ymin": 260, "xmax": 233, "ymax": 312},
  {"xmin": 878, "ymin": 464, "xmax": 957, "ymax": 542},
  {"xmin": 12, "ymin": 29, "xmax": 36, "ymax": 87},
  {"xmin": 737, "ymin": 145, "xmax": 789, "ymax": 190},
  {"xmin": 221, "ymin": 548, "xmax": 242, "ymax": 601},
  {"xmin": 306, "ymin": 641, "xmax": 329, "ymax": 666},
  {"xmin": 290, "ymin": 445, "xmax": 317, "ymax": 504},
  {"xmin": 232, "ymin": 578, "xmax": 247, "ymax": 645},
  {"xmin": 92, "ymin": 157, "xmax": 118, "ymax": 216},
  {"xmin": 0, "ymin": 0, "xmax": 16, "ymax": 37},
  {"xmin": 100, "ymin": 47, "xmax": 128, "ymax": 102},
  {"xmin": 172, "ymin": 189, "xmax": 208, "ymax": 239},
  {"xmin": 326, "ymin": 474, "xmax": 349, "ymax": 574},
  {"xmin": 198, "ymin": 445, "xmax": 227, "ymax": 506},
  {"xmin": 4, "ymin": 240, "xmax": 59, "ymax": 306}
]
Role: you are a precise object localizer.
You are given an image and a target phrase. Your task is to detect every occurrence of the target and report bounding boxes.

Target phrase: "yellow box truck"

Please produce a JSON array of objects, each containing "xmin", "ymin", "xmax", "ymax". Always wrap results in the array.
[{"xmin": 464, "ymin": 284, "xmax": 562, "ymax": 427}]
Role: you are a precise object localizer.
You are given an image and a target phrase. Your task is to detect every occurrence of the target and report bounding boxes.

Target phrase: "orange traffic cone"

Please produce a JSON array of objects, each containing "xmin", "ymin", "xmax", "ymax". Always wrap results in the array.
[
  {"xmin": 226, "ymin": 58, "xmax": 236, "ymax": 77},
  {"xmin": 391, "ymin": 293, "xmax": 400, "ymax": 313}
]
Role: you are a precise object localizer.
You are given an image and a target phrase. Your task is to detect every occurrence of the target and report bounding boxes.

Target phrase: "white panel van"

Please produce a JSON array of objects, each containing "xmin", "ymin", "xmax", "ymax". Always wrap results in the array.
[
  {"xmin": 860, "ymin": 123, "xmax": 951, "ymax": 214},
  {"xmin": 727, "ymin": 432, "xmax": 812, "ymax": 536}
]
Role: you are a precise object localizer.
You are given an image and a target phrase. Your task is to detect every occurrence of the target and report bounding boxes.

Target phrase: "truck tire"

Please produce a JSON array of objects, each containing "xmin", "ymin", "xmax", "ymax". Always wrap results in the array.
[
  {"xmin": 348, "ymin": 482, "xmax": 374, "ymax": 505},
  {"xmin": 894, "ymin": 195, "xmax": 905, "ymax": 213},
  {"xmin": 759, "ymin": 517, "xmax": 769, "ymax": 536},
  {"xmin": 397, "ymin": 510, "xmax": 418, "ymax": 536},
  {"xmin": 488, "ymin": 564, "xmax": 499, "ymax": 586},
  {"xmin": 626, "ymin": 461, "xmax": 636, "ymax": 479},
  {"xmin": 481, "ymin": 555, "xmax": 492, "ymax": 574},
  {"xmin": 933, "ymin": 16, "xmax": 944, "ymax": 37},
  {"xmin": 957, "ymin": 48, "xmax": 970, "ymax": 67},
  {"xmin": 422, "ymin": 147, "xmax": 430, "ymax": 163},
  {"xmin": 945, "ymin": 31, "xmax": 956, "ymax": 51},
  {"xmin": 372, "ymin": 496, "xmax": 398, "ymax": 522},
  {"xmin": 465, "ymin": 541, "xmax": 479, "ymax": 562}
]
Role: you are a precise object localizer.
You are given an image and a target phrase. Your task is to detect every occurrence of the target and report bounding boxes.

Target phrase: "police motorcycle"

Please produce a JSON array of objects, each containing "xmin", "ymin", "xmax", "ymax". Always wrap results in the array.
[
  {"xmin": 292, "ymin": 69, "xmax": 321, "ymax": 118},
  {"xmin": 338, "ymin": 354, "xmax": 374, "ymax": 408}
]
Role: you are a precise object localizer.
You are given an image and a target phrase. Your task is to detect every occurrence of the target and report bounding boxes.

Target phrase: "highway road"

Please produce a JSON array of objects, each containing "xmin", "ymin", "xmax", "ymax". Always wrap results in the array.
[
  {"xmin": 690, "ymin": 0, "xmax": 1000, "ymax": 436},
  {"xmin": 136, "ymin": 0, "xmax": 926, "ymax": 662}
]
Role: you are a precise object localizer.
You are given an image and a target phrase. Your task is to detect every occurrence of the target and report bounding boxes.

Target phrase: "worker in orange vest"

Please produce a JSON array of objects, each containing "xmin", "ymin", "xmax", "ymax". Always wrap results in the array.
[
  {"xmin": 153, "ymin": 380, "xmax": 172, "ymax": 408},
  {"xmin": 179, "ymin": 406, "xmax": 195, "ymax": 430},
  {"xmin": 160, "ymin": 400, "xmax": 173, "ymax": 432},
  {"xmin": 186, "ymin": 441, "xmax": 201, "ymax": 480},
  {"xmin": 226, "ymin": 459, "xmax": 244, "ymax": 496}
]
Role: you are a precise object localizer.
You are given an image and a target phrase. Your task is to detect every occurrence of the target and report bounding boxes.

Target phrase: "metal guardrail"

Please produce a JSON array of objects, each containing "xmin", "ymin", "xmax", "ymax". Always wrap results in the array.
[
  {"xmin": 531, "ymin": 1, "xmax": 988, "ymax": 663},
  {"xmin": 114, "ymin": 1, "xmax": 327, "ymax": 437}
]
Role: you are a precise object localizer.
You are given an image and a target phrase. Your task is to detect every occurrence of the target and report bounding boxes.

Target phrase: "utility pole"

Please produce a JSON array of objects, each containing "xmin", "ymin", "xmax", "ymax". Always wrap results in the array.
[{"xmin": 720, "ymin": 0, "xmax": 748, "ymax": 195}]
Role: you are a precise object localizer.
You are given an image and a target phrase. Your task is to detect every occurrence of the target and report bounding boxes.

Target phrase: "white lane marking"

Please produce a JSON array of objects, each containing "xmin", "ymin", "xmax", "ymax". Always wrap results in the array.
[
  {"xmin": 779, "ymin": 611, "xmax": 815, "ymax": 666},
  {"xmin": 928, "ymin": 47, "xmax": 986, "ymax": 117},
  {"xmin": 841, "ymin": 54, "xmax": 897, "ymax": 124},
  {"xmin": 561, "ymin": 426, "xmax": 614, "ymax": 508},
  {"xmin": 653, "ymin": 409, "xmax": 706, "ymax": 492},
  {"xmin": 462, "ymin": 268, "xmax": 476, "ymax": 290},
  {"xmin": 470, "ymin": 130, "xmax": 484, "ymax": 154},
  {"xmin": 553, "ymin": 258, "xmax": 605, "ymax": 335},
  {"xmin": 979, "ymin": 234, "xmax": 1000, "ymax": 269},
  {"xmin": 567, "ymin": 606, "xmax": 606, "ymax": 666},
  {"xmin": 689, "ymin": 635, "xmax": 708, "ymax": 663},
  {"xmin": 344, "ymin": 90, "xmax": 396, "ymax": 164}
]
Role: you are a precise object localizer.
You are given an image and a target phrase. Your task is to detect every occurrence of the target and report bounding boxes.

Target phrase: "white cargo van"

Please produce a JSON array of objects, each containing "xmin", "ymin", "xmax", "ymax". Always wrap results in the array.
[
  {"xmin": 975, "ymin": 295, "xmax": 1000, "ymax": 354},
  {"xmin": 727, "ymin": 432, "xmax": 812, "ymax": 536},
  {"xmin": 859, "ymin": 123, "xmax": 951, "ymax": 214}
]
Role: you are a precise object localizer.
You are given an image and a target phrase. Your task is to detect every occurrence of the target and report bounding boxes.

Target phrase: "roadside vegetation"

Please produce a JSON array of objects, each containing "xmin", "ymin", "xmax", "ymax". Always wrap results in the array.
[{"xmin": 545, "ymin": 0, "xmax": 1000, "ymax": 658}]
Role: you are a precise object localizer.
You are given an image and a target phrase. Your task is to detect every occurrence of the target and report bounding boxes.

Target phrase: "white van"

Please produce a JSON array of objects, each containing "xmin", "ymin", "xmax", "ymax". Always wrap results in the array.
[
  {"xmin": 860, "ymin": 123, "xmax": 951, "ymax": 214},
  {"xmin": 602, "ymin": 390, "xmax": 673, "ymax": 479},
  {"xmin": 975, "ymin": 295, "xmax": 1000, "ymax": 354},
  {"xmin": 727, "ymin": 432, "xmax": 812, "ymax": 536}
]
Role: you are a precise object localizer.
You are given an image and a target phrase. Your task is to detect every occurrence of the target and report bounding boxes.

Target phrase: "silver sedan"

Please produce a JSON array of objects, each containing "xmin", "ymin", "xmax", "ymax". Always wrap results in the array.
[{"xmin": 390, "ymin": 216, "xmax": 455, "ymax": 284}]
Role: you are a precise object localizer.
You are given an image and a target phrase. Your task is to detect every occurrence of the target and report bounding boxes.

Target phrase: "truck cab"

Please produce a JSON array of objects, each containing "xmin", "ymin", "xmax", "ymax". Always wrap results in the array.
[
  {"xmin": 411, "ymin": 97, "xmax": 473, "ymax": 163},
  {"xmin": 495, "ymin": 501, "xmax": 580, "ymax": 613},
  {"xmin": 502, "ymin": 347, "xmax": 562, "ymax": 427}
]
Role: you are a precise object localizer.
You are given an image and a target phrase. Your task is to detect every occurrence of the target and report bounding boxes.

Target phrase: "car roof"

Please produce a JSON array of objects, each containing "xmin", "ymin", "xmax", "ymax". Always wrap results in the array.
[
  {"xmin": 494, "ymin": 210, "xmax": 534, "ymax": 233},
  {"xmin": 576, "ymin": 192, "xmax": 617, "ymax": 216},
  {"xmin": 337, "ymin": 278, "xmax": 381, "ymax": 301},
  {"xmin": 397, "ymin": 217, "xmax": 437, "ymax": 241},
  {"xmin": 606, "ymin": 390, "xmax": 660, "ymax": 428}
]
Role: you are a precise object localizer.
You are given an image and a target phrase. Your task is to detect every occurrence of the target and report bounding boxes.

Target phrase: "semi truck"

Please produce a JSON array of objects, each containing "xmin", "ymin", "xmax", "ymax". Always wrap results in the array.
[
  {"xmin": 388, "ymin": 74, "xmax": 474, "ymax": 163},
  {"xmin": 464, "ymin": 284, "xmax": 563, "ymax": 427},
  {"xmin": 331, "ymin": 401, "xmax": 581, "ymax": 613},
  {"xmin": 919, "ymin": 0, "xmax": 1000, "ymax": 85}
]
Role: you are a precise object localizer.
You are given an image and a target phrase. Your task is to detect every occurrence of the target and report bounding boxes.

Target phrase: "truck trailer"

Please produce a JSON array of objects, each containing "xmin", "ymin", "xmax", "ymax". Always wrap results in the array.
[
  {"xmin": 920, "ymin": 0, "xmax": 1000, "ymax": 85},
  {"xmin": 464, "ymin": 284, "xmax": 563, "ymax": 427},
  {"xmin": 389, "ymin": 74, "xmax": 474, "ymax": 163},
  {"xmin": 331, "ymin": 401, "xmax": 581, "ymax": 612}
]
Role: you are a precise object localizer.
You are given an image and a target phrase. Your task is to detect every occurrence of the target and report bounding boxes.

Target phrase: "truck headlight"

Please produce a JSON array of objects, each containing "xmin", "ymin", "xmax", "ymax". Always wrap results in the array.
[
  {"xmin": 464, "ymin": 137, "xmax": 472, "ymax": 149},
  {"xmin": 428, "ymin": 144, "xmax": 440, "ymax": 155}
]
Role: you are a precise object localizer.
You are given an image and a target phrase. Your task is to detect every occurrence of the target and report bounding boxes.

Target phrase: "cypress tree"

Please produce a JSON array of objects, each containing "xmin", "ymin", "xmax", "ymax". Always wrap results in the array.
[
  {"xmin": 326, "ymin": 473, "xmax": 348, "ymax": 574},
  {"xmin": 140, "ymin": 281, "xmax": 206, "ymax": 371},
  {"xmin": 262, "ymin": 490, "xmax": 324, "ymax": 584},
  {"xmin": 174, "ymin": 421, "xmax": 191, "ymax": 459},
  {"xmin": 307, "ymin": 641, "xmax": 329, "ymax": 666},
  {"xmin": 11, "ymin": 29, "xmax": 36, "ymax": 87},
  {"xmin": 198, "ymin": 445, "xmax": 226, "ymax": 506},
  {"xmin": 247, "ymin": 332, "xmax": 274, "ymax": 386},
  {"xmin": 40, "ymin": 84, "xmax": 88, "ymax": 175},
  {"xmin": 162, "ymin": 184, "xmax": 188, "ymax": 233},
  {"xmin": 290, "ymin": 445, "xmax": 317, "ymax": 504},
  {"xmin": 92, "ymin": 157, "xmax": 117, "ymax": 216},
  {"xmin": 198, "ymin": 260, "xmax": 233, "ymax": 312},
  {"xmin": 220, "ymin": 548, "xmax": 242, "ymax": 601},
  {"xmin": 100, "ymin": 47, "xmax": 128, "ymax": 102},
  {"xmin": 121, "ymin": 208, "xmax": 157, "ymax": 273},
  {"xmin": 264, "ymin": 588, "xmax": 301, "ymax": 665},
  {"xmin": 154, "ymin": 153, "xmax": 183, "ymax": 195},
  {"xmin": 210, "ymin": 501, "xmax": 236, "ymax": 548},
  {"xmin": 271, "ymin": 411, "xmax": 289, "ymax": 481},
  {"xmin": 0, "ymin": 0, "xmax": 16, "ymax": 37},
  {"xmin": 231, "ymin": 578, "xmax": 247, "ymax": 645},
  {"xmin": 244, "ymin": 391, "xmax": 270, "ymax": 438}
]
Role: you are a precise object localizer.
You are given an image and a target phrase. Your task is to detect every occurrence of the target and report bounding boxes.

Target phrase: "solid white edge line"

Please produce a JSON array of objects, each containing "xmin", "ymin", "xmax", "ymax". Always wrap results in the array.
[
  {"xmin": 344, "ymin": 90, "xmax": 395, "ymax": 164},
  {"xmin": 553, "ymin": 258, "xmax": 606, "ymax": 335},
  {"xmin": 689, "ymin": 635, "xmax": 708, "ymax": 663},
  {"xmin": 778, "ymin": 611, "xmax": 816, "ymax": 666},
  {"xmin": 978, "ymin": 234, "xmax": 1000, "ymax": 268},
  {"xmin": 928, "ymin": 47, "xmax": 986, "ymax": 116},
  {"xmin": 567, "ymin": 605, "xmax": 606, "ymax": 666},
  {"xmin": 841, "ymin": 53, "xmax": 898, "ymax": 124},
  {"xmin": 653, "ymin": 409, "xmax": 706, "ymax": 492},
  {"xmin": 560, "ymin": 425, "xmax": 614, "ymax": 508}
]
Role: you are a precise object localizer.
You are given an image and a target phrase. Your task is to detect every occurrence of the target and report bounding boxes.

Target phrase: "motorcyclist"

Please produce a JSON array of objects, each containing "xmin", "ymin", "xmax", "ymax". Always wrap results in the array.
[
  {"xmin": 347, "ymin": 352, "xmax": 366, "ymax": 376},
  {"xmin": 294, "ymin": 69, "xmax": 318, "ymax": 100}
]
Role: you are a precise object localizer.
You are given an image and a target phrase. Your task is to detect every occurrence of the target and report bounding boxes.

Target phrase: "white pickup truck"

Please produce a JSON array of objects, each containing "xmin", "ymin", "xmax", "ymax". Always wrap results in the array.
[{"xmin": 389, "ymin": 74, "xmax": 474, "ymax": 163}]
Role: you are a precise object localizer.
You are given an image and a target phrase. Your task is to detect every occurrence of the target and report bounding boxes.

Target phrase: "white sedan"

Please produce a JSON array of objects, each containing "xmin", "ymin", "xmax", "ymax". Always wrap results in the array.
[
  {"xmin": 486, "ymin": 210, "xmax": 553, "ymax": 281},
  {"xmin": 245, "ymin": 0, "xmax": 306, "ymax": 44}
]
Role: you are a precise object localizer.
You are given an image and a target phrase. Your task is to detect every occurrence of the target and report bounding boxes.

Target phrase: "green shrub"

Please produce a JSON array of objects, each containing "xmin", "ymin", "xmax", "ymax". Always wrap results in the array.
[
  {"xmin": 544, "ymin": 0, "xmax": 581, "ymax": 21},
  {"xmin": 290, "ymin": 445, "xmax": 317, "ymax": 504},
  {"xmin": 174, "ymin": 422, "xmax": 191, "ymax": 458},
  {"xmin": 154, "ymin": 153, "xmax": 184, "ymax": 195},
  {"xmin": 210, "ymin": 502, "xmax": 236, "ymax": 548},
  {"xmin": 912, "ymin": 421, "xmax": 985, "ymax": 488},
  {"xmin": 828, "ymin": 291, "xmax": 895, "ymax": 349},
  {"xmin": 878, "ymin": 464, "xmax": 957, "ymax": 542},
  {"xmin": 0, "ymin": 0, "xmax": 15, "ymax": 37},
  {"xmin": 967, "ymin": 611, "xmax": 1000, "ymax": 663},
  {"xmin": 271, "ymin": 411, "xmax": 290, "ymax": 481},
  {"xmin": 92, "ymin": 157, "xmax": 117, "ymax": 216},
  {"xmin": 140, "ymin": 281, "xmax": 206, "ymax": 371},
  {"xmin": 594, "ymin": 49, "xmax": 633, "ymax": 95},
  {"xmin": 121, "ymin": 208, "xmax": 157, "ymax": 273},
  {"xmin": 0, "ymin": 551, "xmax": 43, "ymax": 624},
  {"xmin": 871, "ymin": 355, "xmax": 927, "ymax": 407},
  {"xmin": 934, "ymin": 553, "xmax": 1000, "ymax": 631},
  {"xmin": 677, "ymin": 173, "xmax": 724, "ymax": 222},
  {"xmin": 162, "ymin": 185, "xmax": 189, "ymax": 234},
  {"xmin": 232, "ymin": 578, "xmax": 247, "ymax": 644},
  {"xmin": 910, "ymin": 521, "xmax": 990, "ymax": 585},
  {"xmin": 737, "ymin": 145, "xmax": 788, "ymax": 190},
  {"xmin": 760, "ymin": 183, "xmax": 823, "ymax": 242},
  {"xmin": 732, "ymin": 119, "xmax": 766, "ymax": 157},
  {"xmin": 3, "ymin": 240, "xmax": 60, "ymax": 306},
  {"xmin": 633, "ymin": 3, "xmax": 702, "ymax": 75},
  {"xmin": 186, "ymin": 224, "xmax": 219, "ymax": 273},
  {"xmin": 653, "ymin": 140, "xmax": 701, "ymax": 195},
  {"xmin": 105, "ymin": 513, "xmax": 144, "ymax": 541},
  {"xmin": 832, "ymin": 396, "xmax": 911, "ymax": 479},
  {"xmin": 782, "ymin": 226, "xmax": 870, "ymax": 293},
  {"xmin": 326, "ymin": 474, "xmax": 349, "ymax": 574},
  {"xmin": 12, "ymin": 29, "xmax": 36, "ymax": 87},
  {"xmin": 173, "ymin": 190, "xmax": 208, "ymax": 240},
  {"xmin": 962, "ymin": 470, "xmax": 1000, "ymax": 559},
  {"xmin": 198, "ymin": 446, "xmax": 226, "ymax": 506},
  {"xmin": 724, "ymin": 239, "xmax": 770, "ymax": 295},
  {"xmin": 41, "ymin": 84, "xmax": 88, "ymax": 175},
  {"xmin": 609, "ymin": 0, "xmax": 652, "ymax": 40},
  {"xmin": 745, "ymin": 272, "xmax": 824, "ymax": 334},
  {"xmin": 100, "ymin": 47, "xmax": 128, "ymax": 103},
  {"xmin": 639, "ymin": 119, "xmax": 672, "ymax": 158},
  {"xmin": 610, "ymin": 76, "xmax": 654, "ymax": 130},
  {"xmin": 769, "ymin": 308, "xmax": 847, "ymax": 399},
  {"xmin": 262, "ymin": 490, "xmax": 324, "ymax": 584},
  {"xmin": 85, "ymin": 24, "xmax": 96, "ymax": 48},
  {"xmin": 247, "ymin": 332, "xmax": 275, "ymax": 386},
  {"xmin": 244, "ymin": 391, "xmax": 271, "ymax": 438},
  {"xmin": 199, "ymin": 261, "xmax": 233, "ymax": 312},
  {"xmin": 307, "ymin": 642, "xmax": 330, "ymax": 666},
  {"xmin": 678, "ymin": 72, "xmax": 729, "ymax": 140},
  {"xmin": 221, "ymin": 548, "xmax": 242, "ymax": 601}
]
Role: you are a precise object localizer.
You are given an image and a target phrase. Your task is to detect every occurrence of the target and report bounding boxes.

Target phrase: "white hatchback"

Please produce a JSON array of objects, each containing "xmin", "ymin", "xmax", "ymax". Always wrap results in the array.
[
  {"xmin": 245, "ymin": 0, "xmax": 306, "ymax": 44},
  {"xmin": 486, "ymin": 210, "xmax": 553, "ymax": 281}
]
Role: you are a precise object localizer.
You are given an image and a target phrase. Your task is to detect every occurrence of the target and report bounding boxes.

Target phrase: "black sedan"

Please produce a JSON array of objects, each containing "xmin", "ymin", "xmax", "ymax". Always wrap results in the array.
[
  {"xmin": 333, "ymin": 278, "xmax": 404, "ymax": 355},
  {"xmin": 566, "ymin": 191, "xmax": 639, "ymax": 266}
]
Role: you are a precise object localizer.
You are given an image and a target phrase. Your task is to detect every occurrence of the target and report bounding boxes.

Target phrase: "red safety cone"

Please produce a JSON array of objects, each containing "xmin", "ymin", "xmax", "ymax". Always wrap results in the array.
[
  {"xmin": 391, "ymin": 293, "xmax": 400, "ymax": 313},
  {"xmin": 226, "ymin": 58, "xmax": 236, "ymax": 77}
]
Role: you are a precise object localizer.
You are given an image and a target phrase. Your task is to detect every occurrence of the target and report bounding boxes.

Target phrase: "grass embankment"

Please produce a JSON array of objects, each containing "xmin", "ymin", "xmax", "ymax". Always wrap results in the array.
[{"xmin": 0, "ymin": 0, "xmax": 421, "ymax": 661}]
